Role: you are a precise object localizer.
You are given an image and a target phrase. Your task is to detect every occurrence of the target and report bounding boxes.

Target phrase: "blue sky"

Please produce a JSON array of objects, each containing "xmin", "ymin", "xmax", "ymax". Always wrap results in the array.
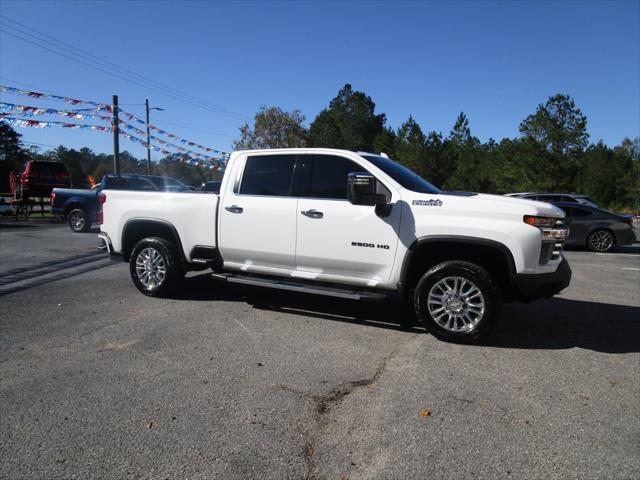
[{"xmin": 0, "ymin": 0, "xmax": 638, "ymax": 160}]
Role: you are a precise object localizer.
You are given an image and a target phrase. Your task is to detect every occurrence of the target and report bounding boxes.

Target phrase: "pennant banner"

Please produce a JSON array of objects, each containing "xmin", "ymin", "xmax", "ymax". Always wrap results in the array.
[
  {"xmin": 0, "ymin": 85, "xmax": 106, "ymax": 107},
  {"xmin": 1, "ymin": 84, "xmax": 230, "ymax": 162},
  {"xmin": 0, "ymin": 116, "xmax": 111, "ymax": 131},
  {"xmin": 1, "ymin": 102, "xmax": 112, "ymax": 120},
  {"xmin": 0, "ymin": 116, "xmax": 224, "ymax": 165},
  {"xmin": 118, "ymin": 129, "xmax": 224, "ymax": 165},
  {"xmin": 117, "ymin": 120, "xmax": 226, "ymax": 161},
  {"xmin": 119, "ymin": 110, "xmax": 229, "ymax": 156}
]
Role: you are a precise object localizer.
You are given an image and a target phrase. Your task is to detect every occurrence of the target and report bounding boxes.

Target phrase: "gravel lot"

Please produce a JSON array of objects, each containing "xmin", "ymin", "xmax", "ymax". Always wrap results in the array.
[{"xmin": 1, "ymin": 219, "xmax": 639, "ymax": 480}]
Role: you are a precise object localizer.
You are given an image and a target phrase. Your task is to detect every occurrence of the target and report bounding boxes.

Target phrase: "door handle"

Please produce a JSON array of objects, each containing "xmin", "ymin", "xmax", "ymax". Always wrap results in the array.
[
  {"xmin": 301, "ymin": 209, "xmax": 323, "ymax": 219},
  {"xmin": 225, "ymin": 205, "xmax": 243, "ymax": 214}
]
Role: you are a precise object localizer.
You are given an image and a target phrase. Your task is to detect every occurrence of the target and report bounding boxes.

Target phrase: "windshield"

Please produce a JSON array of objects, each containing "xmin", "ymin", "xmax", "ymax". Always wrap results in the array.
[{"xmin": 361, "ymin": 155, "xmax": 441, "ymax": 194}]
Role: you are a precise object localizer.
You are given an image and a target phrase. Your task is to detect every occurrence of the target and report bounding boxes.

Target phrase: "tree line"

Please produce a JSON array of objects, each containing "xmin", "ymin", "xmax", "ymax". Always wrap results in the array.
[
  {"xmin": 235, "ymin": 84, "xmax": 639, "ymax": 210},
  {"xmin": 1, "ymin": 83, "xmax": 638, "ymax": 210}
]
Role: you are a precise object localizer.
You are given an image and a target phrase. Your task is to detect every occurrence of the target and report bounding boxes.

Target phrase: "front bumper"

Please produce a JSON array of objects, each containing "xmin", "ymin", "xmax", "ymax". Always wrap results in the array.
[
  {"xmin": 510, "ymin": 257, "xmax": 572, "ymax": 301},
  {"xmin": 618, "ymin": 228, "xmax": 636, "ymax": 246}
]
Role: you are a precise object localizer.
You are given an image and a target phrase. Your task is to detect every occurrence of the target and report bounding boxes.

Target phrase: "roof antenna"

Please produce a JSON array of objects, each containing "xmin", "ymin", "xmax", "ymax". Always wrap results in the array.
[{"xmin": 380, "ymin": 152, "xmax": 389, "ymax": 158}]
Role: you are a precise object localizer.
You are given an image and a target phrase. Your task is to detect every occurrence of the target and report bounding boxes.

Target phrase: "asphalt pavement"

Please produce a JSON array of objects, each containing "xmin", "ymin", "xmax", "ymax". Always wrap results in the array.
[{"xmin": 0, "ymin": 220, "xmax": 638, "ymax": 479}]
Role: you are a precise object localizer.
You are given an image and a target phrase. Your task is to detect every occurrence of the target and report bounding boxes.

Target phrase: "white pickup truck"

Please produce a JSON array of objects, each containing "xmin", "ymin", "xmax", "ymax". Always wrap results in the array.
[{"xmin": 98, "ymin": 148, "xmax": 571, "ymax": 342}]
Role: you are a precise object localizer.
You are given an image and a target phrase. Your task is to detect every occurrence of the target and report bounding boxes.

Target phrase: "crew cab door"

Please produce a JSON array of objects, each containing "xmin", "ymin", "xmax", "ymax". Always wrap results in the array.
[
  {"xmin": 294, "ymin": 154, "xmax": 401, "ymax": 288},
  {"xmin": 219, "ymin": 154, "xmax": 298, "ymax": 273}
]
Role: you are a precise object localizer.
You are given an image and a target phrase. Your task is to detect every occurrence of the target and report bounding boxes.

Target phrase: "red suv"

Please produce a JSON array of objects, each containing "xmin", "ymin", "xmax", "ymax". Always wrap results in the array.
[{"xmin": 19, "ymin": 161, "xmax": 72, "ymax": 196}]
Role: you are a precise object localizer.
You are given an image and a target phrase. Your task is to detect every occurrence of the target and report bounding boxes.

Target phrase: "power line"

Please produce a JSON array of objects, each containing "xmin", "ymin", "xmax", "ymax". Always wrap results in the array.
[
  {"xmin": 23, "ymin": 141, "xmax": 58, "ymax": 148},
  {"xmin": 0, "ymin": 16, "xmax": 247, "ymax": 119},
  {"xmin": 1, "ymin": 30, "xmax": 168, "ymax": 100},
  {"xmin": 0, "ymin": 16, "xmax": 249, "ymax": 121},
  {"xmin": 2, "ymin": 15, "xmax": 248, "ymax": 119}
]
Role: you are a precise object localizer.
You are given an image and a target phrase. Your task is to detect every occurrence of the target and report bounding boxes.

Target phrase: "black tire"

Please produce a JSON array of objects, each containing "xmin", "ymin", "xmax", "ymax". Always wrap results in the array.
[
  {"xmin": 414, "ymin": 260, "xmax": 502, "ymax": 343},
  {"xmin": 129, "ymin": 237, "xmax": 183, "ymax": 297},
  {"xmin": 68, "ymin": 208, "xmax": 91, "ymax": 233},
  {"xmin": 587, "ymin": 229, "xmax": 615, "ymax": 252}
]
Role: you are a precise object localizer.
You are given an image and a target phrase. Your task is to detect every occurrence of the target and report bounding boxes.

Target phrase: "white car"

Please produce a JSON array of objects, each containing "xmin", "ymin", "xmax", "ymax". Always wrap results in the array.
[{"xmin": 98, "ymin": 149, "xmax": 571, "ymax": 342}]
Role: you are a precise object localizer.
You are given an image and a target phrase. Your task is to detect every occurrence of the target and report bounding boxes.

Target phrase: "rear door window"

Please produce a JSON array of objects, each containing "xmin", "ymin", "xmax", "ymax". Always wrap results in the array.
[{"xmin": 239, "ymin": 155, "xmax": 296, "ymax": 196}]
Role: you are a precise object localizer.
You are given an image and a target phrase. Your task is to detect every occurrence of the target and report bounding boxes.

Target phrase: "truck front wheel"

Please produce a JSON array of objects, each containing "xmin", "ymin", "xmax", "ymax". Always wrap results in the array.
[
  {"xmin": 129, "ymin": 237, "xmax": 183, "ymax": 297},
  {"xmin": 414, "ymin": 261, "xmax": 502, "ymax": 342}
]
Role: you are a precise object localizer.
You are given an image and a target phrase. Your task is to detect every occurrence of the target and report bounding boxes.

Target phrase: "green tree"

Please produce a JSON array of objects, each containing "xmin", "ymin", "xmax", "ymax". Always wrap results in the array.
[
  {"xmin": 393, "ymin": 116, "xmax": 428, "ymax": 177},
  {"xmin": 575, "ymin": 141, "xmax": 634, "ymax": 209},
  {"xmin": 443, "ymin": 113, "xmax": 497, "ymax": 192},
  {"xmin": 0, "ymin": 123, "xmax": 29, "ymax": 191},
  {"xmin": 372, "ymin": 126, "xmax": 396, "ymax": 157},
  {"xmin": 449, "ymin": 112, "xmax": 472, "ymax": 146},
  {"xmin": 308, "ymin": 84, "xmax": 385, "ymax": 151},
  {"xmin": 492, "ymin": 137, "xmax": 556, "ymax": 193},
  {"xmin": 234, "ymin": 106, "xmax": 307, "ymax": 150},
  {"xmin": 519, "ymin": 94, "xmax": 589, "ymax": 155},
  {"xmin": 515, "ymin": 94, "xmax": 590, "ymax": 191},
  {"xmin": 422, "ymin": 131, "xmax": 450, "ymax": 188}
]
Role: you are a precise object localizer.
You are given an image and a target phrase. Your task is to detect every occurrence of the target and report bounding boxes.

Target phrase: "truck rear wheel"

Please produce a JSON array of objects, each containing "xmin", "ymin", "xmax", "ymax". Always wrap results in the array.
[
  {"xmin": 129, "ymin": 237, "xmax": 183, "ymax": 297},
  {"xmin": 68, "ymin": 208, "xmax": 91, "ymax": 233},
  {"xmin": 414, "ymin": 260, "xmax": 502, "ymax": 342}
]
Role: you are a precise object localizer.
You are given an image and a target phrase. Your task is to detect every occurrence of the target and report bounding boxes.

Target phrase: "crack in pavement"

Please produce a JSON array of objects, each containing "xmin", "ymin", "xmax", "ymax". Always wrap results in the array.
[{"xmin": 293, "ymin": 334, "xmax": 421, "ymax": 480}]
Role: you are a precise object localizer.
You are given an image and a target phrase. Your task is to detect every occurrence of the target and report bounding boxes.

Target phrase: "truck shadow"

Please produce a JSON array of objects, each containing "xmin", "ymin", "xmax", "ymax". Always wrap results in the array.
[{"xmin": 176, "ymin": 274, "xmax": 640, "ymax": 354}]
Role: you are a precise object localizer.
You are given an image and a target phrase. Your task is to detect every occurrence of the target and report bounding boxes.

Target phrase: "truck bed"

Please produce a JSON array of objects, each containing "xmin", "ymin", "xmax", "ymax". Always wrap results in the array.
[{"xmin": 101, "ymin": 190, "xmax": 219, "ymax": 261}]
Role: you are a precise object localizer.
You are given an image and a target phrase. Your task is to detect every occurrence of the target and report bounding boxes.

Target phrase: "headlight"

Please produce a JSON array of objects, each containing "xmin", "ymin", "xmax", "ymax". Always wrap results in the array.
[
  {"xmin": 523, "ymin": 215, "xmax": 560, "ymax": 228},
  {"xmin": 524, "ymin": 215, "xmax": 569, "ymax": 241}
]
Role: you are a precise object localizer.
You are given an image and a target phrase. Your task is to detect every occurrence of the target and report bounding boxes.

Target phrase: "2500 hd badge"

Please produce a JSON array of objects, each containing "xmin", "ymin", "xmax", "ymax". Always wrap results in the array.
[{"xmin": 351, "ymin": 242, "xmax": 390, "ymax": 249}]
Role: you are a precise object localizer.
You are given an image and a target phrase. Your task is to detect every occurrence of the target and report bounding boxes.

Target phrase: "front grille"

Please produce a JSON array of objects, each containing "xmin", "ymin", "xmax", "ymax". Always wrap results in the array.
[
  {"xmin": 539, "ymin": 218, "xmax": 568, "ymax": 265},
  {"xmin": 540, "ymin": 242, "xmax": 554, "ymax": 264},
  {"xmin": 540, "ymin": 240, "xmax": 565, "ymax": 265},
  {"xmin": 551, "ymin": 241, "xmax": 564, "ymax": 260}
]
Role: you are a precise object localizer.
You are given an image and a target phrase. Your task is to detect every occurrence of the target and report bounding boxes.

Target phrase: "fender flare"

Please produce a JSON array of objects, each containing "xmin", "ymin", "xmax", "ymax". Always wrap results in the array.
[
  {"xmin": 122, "ymin": 218, "xmax": 186, "ymax": 263},
  {"xmin": 398, "ymin": 235, "xmax": 517, "ymax": 296}
]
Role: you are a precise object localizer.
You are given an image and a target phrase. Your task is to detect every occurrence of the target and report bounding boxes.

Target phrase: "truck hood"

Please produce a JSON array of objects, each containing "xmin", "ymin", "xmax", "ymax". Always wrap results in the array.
[
  {"xmin": 471, "ymin": 193, "xmax": 565, "ymax": 217},
  {"xmin": 406, "ymin": 191, "xmax": 565, "ymax": 219}
]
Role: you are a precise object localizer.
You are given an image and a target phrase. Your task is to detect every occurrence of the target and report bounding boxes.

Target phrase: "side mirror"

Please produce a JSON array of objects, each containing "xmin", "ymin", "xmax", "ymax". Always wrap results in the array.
[{"xmin": 347, "ymin": 172, "xmax": 387, "ymax": 207}]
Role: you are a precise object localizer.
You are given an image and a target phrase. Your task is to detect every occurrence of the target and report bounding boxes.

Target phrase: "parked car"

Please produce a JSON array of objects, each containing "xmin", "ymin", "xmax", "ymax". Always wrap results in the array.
[
  {"xmin": 506, "ymin": 192, "xmax": 598, "ymax": 208},
  {"xmin": 51, "ymin": 174, "xmax": 192, "ymax": 232},
  {"xmin": 553, "ymin": 202, "xmax": 635, "ymax": 252},
  {"xmin": 98, "ymin": 148, "xmax": 572, "ymax": 343},
  {"xmin": 13, "ymin": 160, "xmax": 72, "ymax": 197},
  {"xmin": 201, "ymin": 181, "xmax": 222, "ymax": 193}
]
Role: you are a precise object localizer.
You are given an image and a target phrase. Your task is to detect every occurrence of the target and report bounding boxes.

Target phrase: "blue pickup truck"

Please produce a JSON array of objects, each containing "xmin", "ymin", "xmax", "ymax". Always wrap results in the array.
[{"xmin": 51, "ymin": 174, "xmax": 192, "ymax": 232}]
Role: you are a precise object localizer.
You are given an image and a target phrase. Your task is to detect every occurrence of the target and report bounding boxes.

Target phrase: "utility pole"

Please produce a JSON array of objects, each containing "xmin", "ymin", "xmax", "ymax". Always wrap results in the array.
[
  {"xmin": 145, "ymin": 99, "xmax": 151, "ymax": 175},
  {"xmin": 144, "ymin": 100, "xmax": 163, "ymax": 175},
  {"xmin": 112, "ymin": 95, "xmax": 120, "ymax": 175}
]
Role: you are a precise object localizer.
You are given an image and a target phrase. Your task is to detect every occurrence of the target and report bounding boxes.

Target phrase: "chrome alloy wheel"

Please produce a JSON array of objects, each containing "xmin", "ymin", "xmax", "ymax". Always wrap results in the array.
[
  {"xmin": 589, "ymin": 230, "xmax": 614, "ymax": 252},
  {"xmin": 69, "ymin": 211, "xmax": 84, "ymax": 230},
  {"xmin": 427, "ymin": 276, "xmax": 486, "ymax": 332},
  {"xmin": 135, "ymin": 247, "xmax": 167, "ymax": 290}
]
